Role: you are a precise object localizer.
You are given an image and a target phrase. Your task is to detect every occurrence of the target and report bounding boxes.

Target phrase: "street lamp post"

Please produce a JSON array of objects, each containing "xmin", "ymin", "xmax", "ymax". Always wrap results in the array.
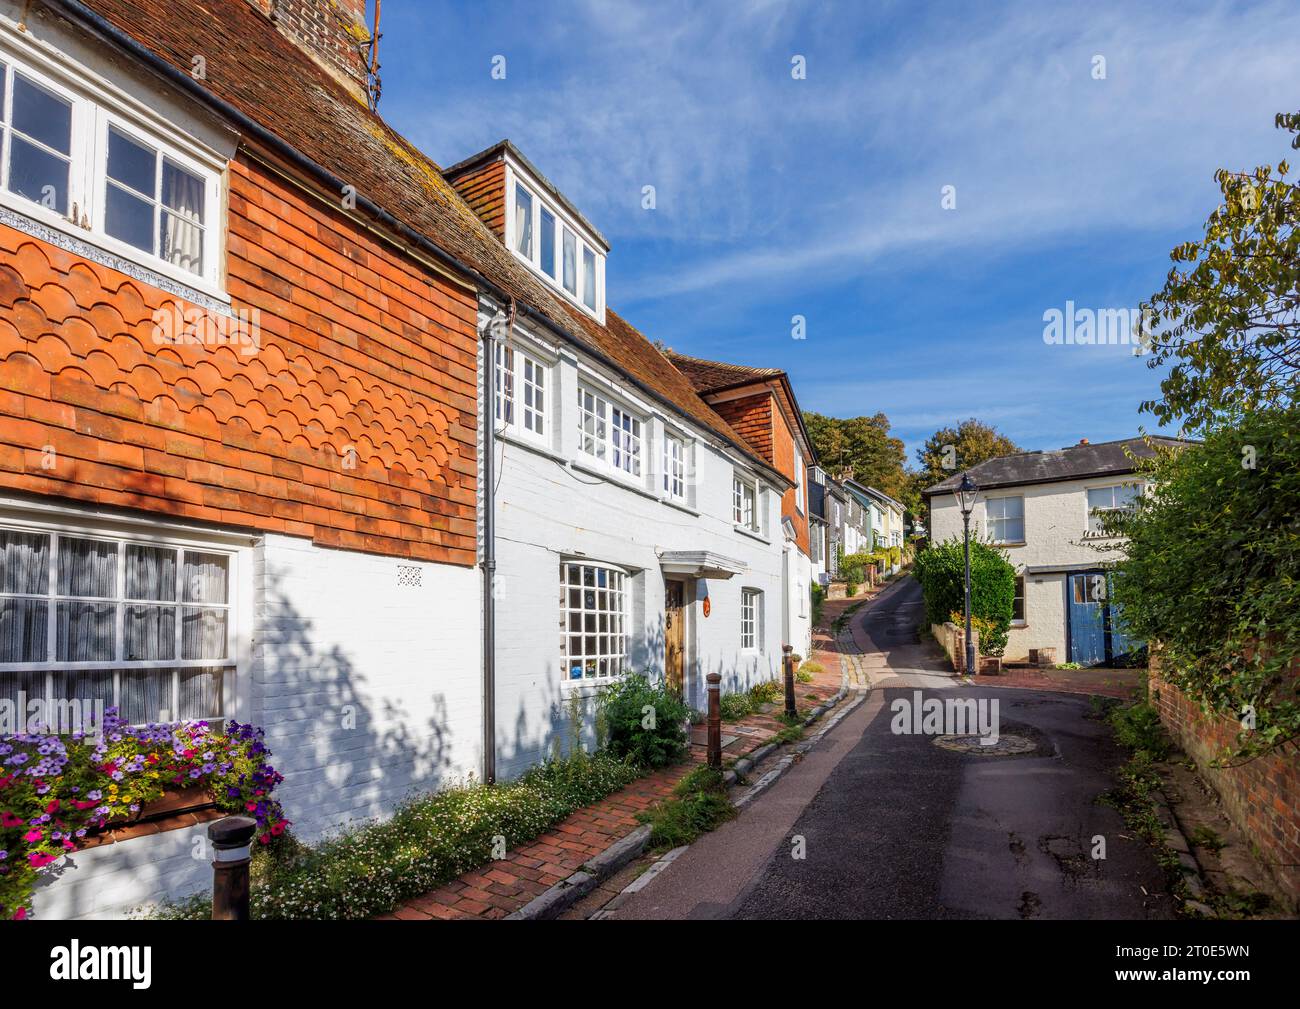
[{"xmin": 956, "ymin": 473, "xmax": 979, "ymax": 676}]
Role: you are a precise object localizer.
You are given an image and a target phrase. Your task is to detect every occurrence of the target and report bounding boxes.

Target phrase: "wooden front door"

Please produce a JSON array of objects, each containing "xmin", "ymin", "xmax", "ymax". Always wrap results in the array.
[{"xmin": 665, "ymin": 580, "xmax": 685, "ymax": 694}]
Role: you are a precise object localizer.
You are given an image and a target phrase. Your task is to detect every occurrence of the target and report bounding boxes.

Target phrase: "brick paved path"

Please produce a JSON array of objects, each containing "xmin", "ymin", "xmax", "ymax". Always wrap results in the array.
[
  {"xmin": 382, "ymin": 648, "xmax": 849, "ymax": 920},
  {"xmin": 970, "ymin": 664, "xmax": 1142, "ymax": 699}
]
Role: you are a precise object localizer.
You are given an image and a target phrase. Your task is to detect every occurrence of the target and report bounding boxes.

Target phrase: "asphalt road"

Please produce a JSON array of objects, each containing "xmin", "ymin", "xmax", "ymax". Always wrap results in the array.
[{"xmin": 612, "ymin": 578, "xmax": 1175, "ymax": 920}]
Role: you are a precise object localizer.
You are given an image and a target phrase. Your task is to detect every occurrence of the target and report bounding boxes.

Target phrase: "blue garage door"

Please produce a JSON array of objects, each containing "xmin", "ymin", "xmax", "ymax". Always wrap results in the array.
[
  {"xmin": 1068, "ymin": 571, "xmax": 1144, "ymax": 666},
  {"xmin": 1067, "ymin": 573, "xmax": 1107, "ymax": 666}
]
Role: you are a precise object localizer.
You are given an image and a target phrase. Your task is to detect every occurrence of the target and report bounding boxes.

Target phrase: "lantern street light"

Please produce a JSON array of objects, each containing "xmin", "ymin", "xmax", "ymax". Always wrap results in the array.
[{"xmin": 956, "ymin": 472, "xmax": 979, "ymax": 676}]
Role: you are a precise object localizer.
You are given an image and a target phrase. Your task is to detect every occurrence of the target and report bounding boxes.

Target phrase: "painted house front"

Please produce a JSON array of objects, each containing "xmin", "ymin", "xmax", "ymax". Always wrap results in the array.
[
  {"xmin": 666, "ymin": 353, "xmax": 817, "ymax": 661},
  {"xmin": 924, "ymin": 437, "xmax": 1189, "ymax": 665},
  {"xmin": 443, "ymin": 141, "xmax": 791, "ymax": 762}
]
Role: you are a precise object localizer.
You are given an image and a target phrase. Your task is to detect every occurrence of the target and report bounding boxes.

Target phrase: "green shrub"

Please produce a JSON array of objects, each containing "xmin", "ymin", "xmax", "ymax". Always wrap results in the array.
[
  {"xmin": 811, "ymin": 581, "xmax": 825, "ymax": 626},
  {"xmin": 797, "ymin": 669, "xmax": 814, "ymax": 683},
  {"xmin": 913, "ymin": 537, "xmax": 1015, "ymax": 656},
  {"xmin": 719, "ymin": 692, "xmax": 754, "ymax": 721},
  {"xmin": 597, "ymin": 673, "xmax": 690, "ymax": 768},
  {"xmin": 140, "ymin": 751, "xmax": 642, "ymax": 920},
  {"xmin": 748, "ymin": 680, "xmax": 782, "ymax": 705},
  {"xmin": 1104, "ymin": 409, "xmax": 1300, "ymax": 758},
  {"xmin": 1108, "ymin": 697, "xmax": 1172, "ymax": 760}
]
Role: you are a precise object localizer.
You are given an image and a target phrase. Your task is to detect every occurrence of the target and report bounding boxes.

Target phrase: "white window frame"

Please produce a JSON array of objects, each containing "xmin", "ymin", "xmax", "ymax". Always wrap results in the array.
[
  {"xmin": 493, "ymin": 342, "xmax": 549, "ymax": 442},
  {"xmin": 576, "ymin": 383, "xmax": 642, "ymax": 478},
  {"xmin": 0, "ymin": 517, "xmax": 240, "ymax": 724},
  {"xmin": 503, "ymin": 161, "xmax": 605, "ymax": 322},
  {"xmin": 560, "ymin": 560, "xmax": 628, "ymax": 686},
  {"xmin": 795, "ymin": 455, "xmax": 805, "ymax": 514},
  {"xmin": 733, "ymin": 474, "xmax": 759, "ymax": 532},
  {"xmin": 985, "ymin": 495, "xmax": 1025, "ymax": 545},
  {"xmin": 663, "ymin": 432, "xmax": 686, "ymax": 501},
  {"xmin": 0, "ymin": 37, "xmax": 225, "ymax": 295},
  {"xmin": 741, "ymin": 588, "xmax": 763, "ymax": 651},
  {"xmin": 1086, "ymin": 483, "xmax": 1140, "ymax": 535}
]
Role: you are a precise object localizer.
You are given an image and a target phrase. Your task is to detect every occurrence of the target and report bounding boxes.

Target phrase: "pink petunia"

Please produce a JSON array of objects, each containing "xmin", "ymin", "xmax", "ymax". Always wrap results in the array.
[
  {"xmin": 12, "ymin": 907, "xmax": 26, "ymax": 920},
  {"xmin": 22, "ymin": 829, "xmax": 42, "ymax": 843},
  {"xmin": 0, "ymin": 812, "xmax": 23, "ymax": 826},
  {"xmin": 28, "ymin": 852, "xmax": 58, "ymax": 868}
]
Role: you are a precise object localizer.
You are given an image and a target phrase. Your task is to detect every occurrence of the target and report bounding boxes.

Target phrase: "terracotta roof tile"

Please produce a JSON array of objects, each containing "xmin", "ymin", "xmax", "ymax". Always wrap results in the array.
[
  {"xmin": 66, "ymin": 0, "xmax": 775, "ymax": 478},
  {"xmin": 663, "ymin": 351, "xmax": 785, "ymax": 393}
]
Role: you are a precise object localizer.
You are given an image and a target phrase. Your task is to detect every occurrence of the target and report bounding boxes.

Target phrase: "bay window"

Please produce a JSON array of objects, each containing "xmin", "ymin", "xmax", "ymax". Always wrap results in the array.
[
  {"xmin": 0, "ymin": 52, "xmax": 222, "ymax": 288},
  {"xmin": 560, "ymin": 562, "xmax": 627, "ymax": 683},
  {"xmin": 0, "ymin": 526, "xmax": 235, "ymax": 724}
]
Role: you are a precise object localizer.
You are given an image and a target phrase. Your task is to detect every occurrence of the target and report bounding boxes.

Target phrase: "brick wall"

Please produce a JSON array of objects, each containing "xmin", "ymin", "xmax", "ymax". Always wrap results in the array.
[
  {"xmin": 263, "ymin": 0, "xmax": 371, "ymax": 97},
  {"xmin": 1149, "ymin": 656, "xmax": 1300, "ymax": 907},
  {"xmin": 448, "ymin": 160, "xmax": 506, "ymax": 239},
  {"xmin": 0, "ymin": 151, "xmax": 478, "ymax": 565}
]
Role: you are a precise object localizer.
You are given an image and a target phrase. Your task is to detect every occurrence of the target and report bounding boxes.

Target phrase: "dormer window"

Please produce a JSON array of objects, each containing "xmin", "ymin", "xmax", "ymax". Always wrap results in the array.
[
  {"xmin": 513, "ymin": 183, "xmax": 533, "ymax": 258},
  {"xmin": 506, "ymin": 164, "xmax": 606, "ymax": 321}
]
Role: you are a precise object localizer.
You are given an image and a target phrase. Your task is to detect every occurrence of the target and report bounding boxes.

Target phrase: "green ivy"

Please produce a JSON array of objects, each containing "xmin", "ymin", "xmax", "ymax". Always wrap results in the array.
[{"xmin": 1102, "ymin": 411, "xmax": 1300, "ymax": 759}]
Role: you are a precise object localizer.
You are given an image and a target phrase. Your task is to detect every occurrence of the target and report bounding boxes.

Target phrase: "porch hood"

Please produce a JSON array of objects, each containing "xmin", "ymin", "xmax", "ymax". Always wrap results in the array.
[{"xmin": 658, "ymin": 551, "xmax": 746, "ymax": 580}]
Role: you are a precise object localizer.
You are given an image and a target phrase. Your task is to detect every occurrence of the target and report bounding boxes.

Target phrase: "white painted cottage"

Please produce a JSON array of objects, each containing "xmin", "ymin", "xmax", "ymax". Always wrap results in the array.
[
  {"xmin": 923, "ymin": 437, "xmax": 1190, "ymax": 666},
  {"xmin": 445, "ymin": 143, "xmax": 795, "ymax": 775}
]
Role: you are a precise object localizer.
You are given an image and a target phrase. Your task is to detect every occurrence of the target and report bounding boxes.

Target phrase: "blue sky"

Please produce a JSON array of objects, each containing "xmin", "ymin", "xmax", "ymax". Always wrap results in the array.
[{"xmin": 377, "ymin": 0, "xmax": 1299, "ymax": 462}]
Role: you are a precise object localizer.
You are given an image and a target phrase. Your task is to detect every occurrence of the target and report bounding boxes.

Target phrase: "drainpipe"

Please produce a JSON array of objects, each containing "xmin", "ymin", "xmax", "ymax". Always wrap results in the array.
[{"xmin": 481, "ymin": 303, "xmax": 511, "ymax": 785}]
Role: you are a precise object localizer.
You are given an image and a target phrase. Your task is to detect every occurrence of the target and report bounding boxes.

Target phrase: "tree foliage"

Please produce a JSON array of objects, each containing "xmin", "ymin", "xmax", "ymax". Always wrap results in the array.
[
  {"xmin": 1102, "ymin": 409, "xmax": 1300, "ymax": 758},
  {"xmin": 914, "ymin": 419, "xmax": 1023, "ymax": 493},
  {"xmin": 803, "ymin": 411, "xmax": 908, "ymax": 501},
  {"xmin": 1139, "ymin": 111, "xmax": 1300, "ymax": 432},
  {"xmin": 912, "ymin": 538, "xmax": 1016, "ymax": 656}
]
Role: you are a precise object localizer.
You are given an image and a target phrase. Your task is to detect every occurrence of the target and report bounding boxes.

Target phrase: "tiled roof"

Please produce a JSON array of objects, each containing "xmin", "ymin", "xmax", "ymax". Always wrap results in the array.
[
  {"xmin": 61, "ymin": 0, "xmax": 779, "ymax": 480},
  {"xmin": 922, "ymin": 437, "xmax": 1195, "ymax": 496},
  {"xmin": 665, "ymin": 351, "xmax": 784, "ymax": 393}
]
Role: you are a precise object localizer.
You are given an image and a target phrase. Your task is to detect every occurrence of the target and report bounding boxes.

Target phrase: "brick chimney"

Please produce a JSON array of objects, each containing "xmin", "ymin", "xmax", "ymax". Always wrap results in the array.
[{"xmin": 252, "ymin": 1, "xmax": 373, "ymax": 102}]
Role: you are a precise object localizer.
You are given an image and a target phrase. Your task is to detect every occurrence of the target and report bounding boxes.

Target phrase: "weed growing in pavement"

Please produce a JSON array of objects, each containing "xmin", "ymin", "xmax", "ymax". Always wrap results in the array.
[{"xmin": 638, "ymin": 764, "xmax": 736, "ymax": 850}]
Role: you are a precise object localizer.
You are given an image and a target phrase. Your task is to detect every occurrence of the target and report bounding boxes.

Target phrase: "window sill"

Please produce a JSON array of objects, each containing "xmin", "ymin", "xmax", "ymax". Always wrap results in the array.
[
  {"xmin": 570, "ymin": 456, "xmax": 656, "ymax": 499},
  {"xmin": 992, "ymin": 541, "xmax": 1027, "ymax": 548},
  {"xmin": 560, "ymin": 677, "xmax": 618, "ymax": 698},
  {"xmin": 0, "ymin": 198, "xmax": 229, "ymax": 311},
  {"xmin": 497, "ymin": 426, "xmax": 564, "ymax": 462},
  {"xmin": 734, "ymin": 523, "xmax": 768, "ymax": 544},
  {"xmin": 660, "ymin": 495, "xmax": 699, "ymax": 517}
]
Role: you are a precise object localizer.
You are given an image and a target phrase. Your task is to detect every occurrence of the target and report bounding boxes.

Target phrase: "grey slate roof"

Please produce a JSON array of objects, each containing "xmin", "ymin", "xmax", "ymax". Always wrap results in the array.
[{"xmin": 922, "ymin": 437, "xmax": 1194, "ymax": 497}]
